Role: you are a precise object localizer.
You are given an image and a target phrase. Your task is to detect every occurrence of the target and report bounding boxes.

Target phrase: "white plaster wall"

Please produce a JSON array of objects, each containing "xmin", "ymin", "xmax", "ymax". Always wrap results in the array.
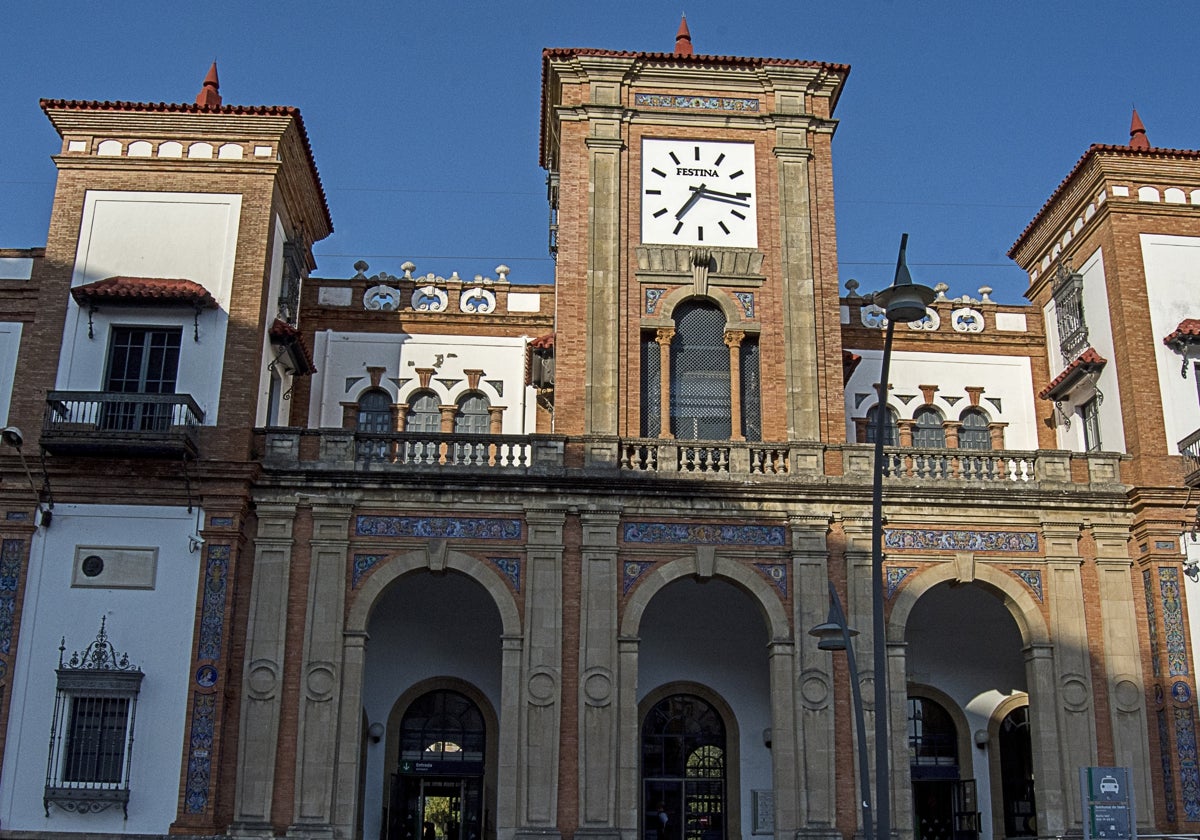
[
  {"xmin": 0, "ymin": 504, "xmax": 202, "ymax": 832},
  {"xmin": 255, "ymin": 214, "xmax": 291, "ymax": 427},
  {"xmin": 1185, "ymin": 537, "xmax": 1200, "ymax": 680},
  {"xmin": 360, "ymin": 570, "xmax": 504, "ymax": 840},
  {"xmin": 308, "ymin": 331, "xmax": 536, "ymax": 433},
  {"xmin": 1140, "ymin": 234, "xmax": 1200, "ymax": 452},
  {"xmin": 55, "ymin": 191, "xmax": 242, "ymax": 425},
  {"xmin": 844, "ymin": 349, "xmax": 1039, "ymax": 450},
  {"xmin": 1042, "ymin": 248, "xmax": 1126, "ymax": 453},
  {"xmin": 0, "ymin": 258, "xmax": 34, "ymax": 280},
  {"xmin": 0, "ymin": 322, "xmax": 23, "ymax": 426},
  {"xmin": 639, "ymin": 577, "xmax": 772, "ymax": 840}
]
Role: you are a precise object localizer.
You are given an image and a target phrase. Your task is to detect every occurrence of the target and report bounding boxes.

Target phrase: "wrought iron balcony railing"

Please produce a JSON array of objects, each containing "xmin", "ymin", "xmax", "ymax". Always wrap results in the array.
[
  {"xmin": 1181, "ymin": 427, "xmax": 1200, "ymax": 488},
  {"xmin": 42, "ymin": 391, "xmax": 204, "ymax": 458}
]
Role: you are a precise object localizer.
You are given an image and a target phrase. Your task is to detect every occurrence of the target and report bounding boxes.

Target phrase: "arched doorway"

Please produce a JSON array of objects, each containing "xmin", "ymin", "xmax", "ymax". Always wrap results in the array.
[
  {"xmin": 388, "ymin": 689, "xmax": 486, "ymax": 840},
  {"xmin": 908, "ymin": 695, "xmax": 977, "ymax": 840},
  {"xmin": 642, "ymin": 693, "xmax": 727, "ymax": 840}
]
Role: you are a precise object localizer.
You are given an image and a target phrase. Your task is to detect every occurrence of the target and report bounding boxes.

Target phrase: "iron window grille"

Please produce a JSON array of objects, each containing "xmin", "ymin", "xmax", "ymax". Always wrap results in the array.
[
  {"xmin": 740, "ymin": 337, "xmax": 761, "ymax": 442},
  {"xmin": 958, "ymin": 409, "xmax": 992, "ymax": 450},
  {"xmin": 1080, "ymin": 397, "xmax": 1102, "ymax": 452},
  {"xmin": 913, "ymin": 407, "xmax": 946, "ymax": 449},
  {"xmin": 641, "ymin": 334, "xmax": 662, "ymax": 438},
  {"xmin": 670, "ymin": 301, "xmax": 731, "ymax": 441},
  {"xmin": 1051, "ymin": 262, "xmax": 1088, "ymax": 364},
  {"xmin": 45, "ymin": 617, "xmax": 143, "ymax": 818},
  {"xmin": 278, "ymin": 241, "xmax": 305, "ymax": 325}
]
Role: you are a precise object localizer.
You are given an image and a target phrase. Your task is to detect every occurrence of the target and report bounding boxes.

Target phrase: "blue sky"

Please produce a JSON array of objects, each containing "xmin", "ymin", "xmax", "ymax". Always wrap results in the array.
[{"xmin": 2, "ymin": 2, "xmax": 1197, "ymax": 303}]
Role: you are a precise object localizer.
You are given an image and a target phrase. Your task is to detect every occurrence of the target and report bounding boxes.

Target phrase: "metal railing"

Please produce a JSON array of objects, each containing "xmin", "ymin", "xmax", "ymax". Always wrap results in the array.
[
  {"xmin": 1180, "ymin": 426, "xmax": 1200, "ymax": 487},
  {"xmin": 42, "ymin": 391, "xmax": 204, "ymax": 456}
]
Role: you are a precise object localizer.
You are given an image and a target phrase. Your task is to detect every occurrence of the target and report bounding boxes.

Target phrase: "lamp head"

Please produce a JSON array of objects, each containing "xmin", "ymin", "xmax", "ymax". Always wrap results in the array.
[
  {"xmin": 874, "ymin": 233, "xmax": 936, "ymax": 323},
  {"xmin": 0, "ymin": 426, "xmax": 23, "ymax": 449}
]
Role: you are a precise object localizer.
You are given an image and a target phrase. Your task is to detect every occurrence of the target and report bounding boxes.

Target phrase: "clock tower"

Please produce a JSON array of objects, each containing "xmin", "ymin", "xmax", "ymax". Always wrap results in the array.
[{"xmin": 540, "ymin": 20, "xmax": 849, "ymax": 448}]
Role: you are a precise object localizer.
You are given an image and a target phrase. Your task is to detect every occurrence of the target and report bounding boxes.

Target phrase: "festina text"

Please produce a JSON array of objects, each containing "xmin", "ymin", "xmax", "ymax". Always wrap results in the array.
[{"xmin": 677, "ymin": 167, "xmax": 719, "ymax": 177}]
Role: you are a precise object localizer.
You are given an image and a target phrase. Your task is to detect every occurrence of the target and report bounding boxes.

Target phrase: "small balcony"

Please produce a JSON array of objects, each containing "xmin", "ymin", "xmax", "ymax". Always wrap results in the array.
[
  {"xmin": 1181, "ymin": 427, "xmax": 1200, "ymax": 488},
  {"xmin": 41, "ymin": 391, "xmax": 204, "ymax": 458}
]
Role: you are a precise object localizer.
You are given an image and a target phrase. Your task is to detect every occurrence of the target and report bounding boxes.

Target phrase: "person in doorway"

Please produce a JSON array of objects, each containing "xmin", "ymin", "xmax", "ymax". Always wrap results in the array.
[
  {"xmin": 656, "ymin": 803, "xmax": 669, "ymax": 840},
  {"xmin": 423, "ymin": 821, "xmax": 437, "ymax": 840}
]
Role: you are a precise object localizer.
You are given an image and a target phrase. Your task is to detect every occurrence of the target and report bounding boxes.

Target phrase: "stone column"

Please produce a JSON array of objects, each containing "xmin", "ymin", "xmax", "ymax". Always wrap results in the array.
[
  {"xmin": 497, "ymin": 634, "xmax": 525, "ymax": 840},
  {"xmin": 1025, "ymin": 644, "xmax": 1067, "ymax": 836},
  {"xmin": 1043, "ymin": 521, "xmax": 1097, "ymax": 832},
  {"xmin": 616, "ymin": 635, "xmax": 641, "ymax": 840},
  {"xmin": 943, "ymin": 421, "xmax": 962, "ymax": 448},
  {"xmin": 439, "ymin": 405, "xmax": 457, "ymax": 433},
  {"xmin": 578, "ymin": 510, "xmax": 621, "ymax": 840},
  {"xmin": 514, "ymin": 509, "xmax": 566, "ymax": 840},
  {"xmin": 656, "ymin": 328, "xmax": 674, "ymax": 439},
  {"xmin": 1092, "ymin": 522, "xmax": 1155, "ymax": 827},
  {"xmin": 773, "ymin": 145, "xmax": 820, "ymax": 441},
  {"xmin": 792, "ymin": 517, "xmax": 839, "ymax": 840},
  {"xmin": 897, "ymin": 420, "xmax": 915, "ymax": 448},
  {"xmin": 585, "ymin": 130, "xmax": 623, "ymax": 436},
  {"xmin": 231, "ymin": 503, "xmax": 297, "ymax": 837},
  {"xmin": 333, "ymin": 631, "xmax": 369, "ymax": 840},
  {"xmin": 725, "ymin": 330, "xmax": 745, "ymax": 442},
  {"xmin": 289, "ymin": 505, "xmax": 353, "ymax": 839}
]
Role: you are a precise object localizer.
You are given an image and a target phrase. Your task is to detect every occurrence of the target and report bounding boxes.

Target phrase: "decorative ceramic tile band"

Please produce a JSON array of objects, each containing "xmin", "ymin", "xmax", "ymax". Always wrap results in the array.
[
  {"xmin": 623, "ymin": 561, "xmax": 653, "ymax": 594},
  {"xmin": 1161, "ymin": 568, "xmax": 1189, "ymax": 676},
  {"xmin": 183, "ymin": 692, "xmax": 216, "ymax": 813},
  {"xmin": 208, "ymin": 516, "xmax": 234, "ymax": 527},
  {"xmin": 1012, "ymin": 569, "xmax": 1044, "ymax": 602},
  {"xmin": 196, "ymin": 545, "xmax": 230, "ymax": 662},
  {"xmin": 754, "ymin": 563, "xmax": 787, "ymax": 597},
  {"xmin": 356, "ymin": 515, "xmax": 522, "ymax": 540},
  {"xmin": 734, "ymin": 292, "xmax": 755, "ymax": 318},
  {"xmin": 635, "ymin": 93, "xmax": 760, "ymax": 112},
  {"xmin": 646, "ymin": 288, "xmax": 665, "ymax": 314},
  {"xmin": 491, "ymin": 557, "xmax": 522, "ymax": 592},
  {"xmin": 884, "ymin": 529, "xmax": 1038, "ymax": 552},
  {"xmin": 353, "ymin": 554, "xmax": 387, "ymax": 589},
  {"xmin": 624, "ymin": 522, "xmax": 786, "ymax": 546},
  {"xmin": 0, "ymin": 539, "xmax": 21, "ymax": 664}
]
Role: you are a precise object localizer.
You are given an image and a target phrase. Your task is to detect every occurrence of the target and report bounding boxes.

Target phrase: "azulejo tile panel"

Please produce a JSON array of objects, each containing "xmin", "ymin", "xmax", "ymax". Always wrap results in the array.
[
  {"xmin": 623, "ymin": 561, "xmax": 653, "ymax": 594},
  {"xmin": 184, "ymin": 692, "xmax": 216, "ymax": 813},
  {"xmin": 490, "ymin": 557, "xmax": 521, "ymax": 592},
  {"xmin": 196, "ymin": 544, "xmax": 229, "ymax": 662},
  {"xmin": 634, "ymin": 93, "xmax": 760, "ymax": 112},
  {"xmin": 623, "ymin": 522, "xmax": 786, "ymax": 546},
  {"xmin": 1160, "ymin": 709, "xmax": 1178, "ymax": 823},
  {"xmin": 754, "ymin": 563, "xmax": 787, "ymax": 597},
  {"xmin": 1175, "ymin": 705, "xmax": 1200, "ymax": 819},
  {"xmin": 357, "ymin": 515, "xmax": 522, "ymax": 540},
  {"xmin": 1161, "ymin": 568, "xmax": 1189, "ymax": 676},
  {"xmin": 353, "ymin": 554, "xmax": 387, "ymax": 589},
  {"xmin": 0, "ymin": 539, "xmax": 22, "ymax": 666},
  {"xmin": 884, "ymin": 529, "xmax": 1038, "ymax": 552},
  {"xmin": 1147, "ymin": 568, "xmax": 1162, "ymax": 679},
  {"xmin": 886, "ymin": 566, "xmax": 916, "ymax": 599},
  {"xmin": 1012, "ymin": 569, "xmax": 1044, "ymax": 602}
]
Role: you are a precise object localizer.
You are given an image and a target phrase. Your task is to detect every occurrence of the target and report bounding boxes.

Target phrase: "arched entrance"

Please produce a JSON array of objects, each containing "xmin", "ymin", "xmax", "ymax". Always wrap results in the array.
[
  {"xmin": 908, "ymin": 695, "xmax": 977, "ymax": 840},
  {"xmin": 388, "ymin": 689, "xmax": 487, "ymax": 840},
  {"xmin": 641, "ymin": 693, "xmax": 728, "ymax": 840}
]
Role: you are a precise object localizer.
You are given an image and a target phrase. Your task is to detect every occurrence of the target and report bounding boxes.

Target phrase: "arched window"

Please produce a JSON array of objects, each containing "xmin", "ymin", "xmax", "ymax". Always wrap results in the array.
[
  {"xmin": 865, "ymin": 405, "xmax": 899, "ymax": 446},
  {"xmin": 959, "ymin": 408, "xmax": 991, "ymax": 450},
  {"xmin": 407, "ymin": 391, "xmax": 441, "ymax": 433},
  {"xmin": 642, "ymin": 694, "xmax": 727, "ymax": 840},
  {"xmin": 357, "ymin": 389, "xmax": 393, "ymax": 433},
  {"xmin": 908, "ymin": 696, "xmax": 958, "ymax": 771},
  {"xmin": 454, "ymin": 393, "xmax": 490, "ymax": 435},
  {"xmin": 913, "ymin": 406, "xmax": 946, "ymax": 448},
  {"xmin": 670, "ymin": 301, "xmax": 731, "ymax": 441}
]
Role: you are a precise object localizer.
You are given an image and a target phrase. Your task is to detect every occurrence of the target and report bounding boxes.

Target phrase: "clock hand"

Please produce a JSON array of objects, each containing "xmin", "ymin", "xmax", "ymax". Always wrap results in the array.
[
  {"xmin": 674, "ymin": 182, "xmax": 707, "ymax": 220},
  {"xmin": 689, "ymin": 186, "xmax": 752, "ymax": 201},
  {"xmin": 694, "ymin": 191, "xmax": 750, "ymax": 208}
]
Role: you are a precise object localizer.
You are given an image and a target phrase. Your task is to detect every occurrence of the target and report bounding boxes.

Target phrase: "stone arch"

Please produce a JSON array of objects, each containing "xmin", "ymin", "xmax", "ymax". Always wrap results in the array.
[
  {"xmin": 907, "ymin": 681, "xmax": 975, "ymax": 778},
  {"xmin": 888, "ymin": 562, "xmax": 1048, "ymax": 647},
  {"xmin": 654, "ymin": 288, "xmax": 753, "ymax": 329},
  {"xmin": 347, "ymin": 547, "xmax": 521, "ymax": 637},
  {"xmin": 619, "ymin": 553, "xmax": 790, "ymax": 641}
]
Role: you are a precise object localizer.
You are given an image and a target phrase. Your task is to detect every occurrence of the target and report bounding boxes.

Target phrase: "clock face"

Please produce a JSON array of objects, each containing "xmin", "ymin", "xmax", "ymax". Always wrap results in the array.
[{"xmin": 641, "ymin": 139, "xmax": 757, "ymax": 248}]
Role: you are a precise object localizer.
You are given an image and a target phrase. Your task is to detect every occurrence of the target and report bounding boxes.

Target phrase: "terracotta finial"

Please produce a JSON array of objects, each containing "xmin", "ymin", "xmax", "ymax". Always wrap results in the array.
[
  {"xmin": 675, "ymin": 15, "xmax": 693, "ymax": 55},
  {"xmin": 1129, "ymin": 107, "xmax": 1149, "ymax": 150},
  {"xmin": 195, "ymin": 61, "xmax": 222, "ymax": 109}
]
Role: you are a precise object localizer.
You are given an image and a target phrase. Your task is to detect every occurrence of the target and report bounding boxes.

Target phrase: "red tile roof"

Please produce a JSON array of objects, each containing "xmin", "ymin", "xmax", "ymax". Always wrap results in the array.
[
  {"xmin": 1038, "ymin": 346, "xmax": 1107, "ymax": 401},
  {"xmin": 1164, "ymin": 318, "xmax": 1200, "ymax": 347},
  {"xmin": 71, "ymin": 276, "xmax": 218, "ymax": 309},
  {"xmin": 529, "ymin": 332, "xmax": 555, "ymax": 350},
  {"xmin": 269, "ymin": 319, "xmax": 317, "ymax": 375},
  {"xmin": 39, "ymin": 98, "xmax": 332, "ymax": 235},
  {"xmin": 842, "ymin": 349, "xmax": 862, "ymax": 385},
  {"xmin": 1009, "ymin": 144, "xmax": 1200, "ymax": 260}
]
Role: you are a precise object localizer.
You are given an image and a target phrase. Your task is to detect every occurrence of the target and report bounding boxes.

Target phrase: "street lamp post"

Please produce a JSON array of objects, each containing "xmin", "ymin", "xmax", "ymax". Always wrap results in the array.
[{"xmin": 814, "ymin": 234, "xmax": 934, "ymax": 840}]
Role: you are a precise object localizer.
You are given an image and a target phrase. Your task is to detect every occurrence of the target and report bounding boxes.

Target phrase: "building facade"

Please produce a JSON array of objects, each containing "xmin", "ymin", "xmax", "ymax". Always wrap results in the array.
[{"xmin": 0, "ymin": 27, "xmax": 1197, "ymax": 840}]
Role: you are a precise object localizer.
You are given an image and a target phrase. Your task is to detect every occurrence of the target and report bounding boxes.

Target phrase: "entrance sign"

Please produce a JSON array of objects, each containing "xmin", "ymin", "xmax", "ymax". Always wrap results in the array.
[{"xmin": 1081, "ymin": 767, "xmax": 1135, "ymax": 840}]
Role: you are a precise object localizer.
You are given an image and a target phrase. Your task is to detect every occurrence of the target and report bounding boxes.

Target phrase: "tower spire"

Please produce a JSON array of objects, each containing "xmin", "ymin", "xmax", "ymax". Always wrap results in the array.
[
  {"xmin": 674, "ymin": 15, "xmax": 693, "ymax": 55},
  {"xmin": 1129, "ymin": 107, "xmax": 1149, "ymax": 150},
  {"xmin": 195, "ymin": 61, "xmax": 222, "ymax": 109}
]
